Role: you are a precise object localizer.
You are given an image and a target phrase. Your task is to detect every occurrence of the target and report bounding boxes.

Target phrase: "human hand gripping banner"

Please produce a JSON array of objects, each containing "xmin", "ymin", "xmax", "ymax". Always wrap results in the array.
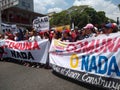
[
  {"xmin": 0, "ymin": 39, "xmax": 50, "ymax": 64},
  {"xmin": 49, "ymin": 32, "xmax": 120, "ymax": 90}
]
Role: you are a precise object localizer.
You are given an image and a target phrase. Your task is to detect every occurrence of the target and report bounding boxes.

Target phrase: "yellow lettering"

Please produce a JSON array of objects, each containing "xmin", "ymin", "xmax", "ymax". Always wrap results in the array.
[{"xmin": 70, "ymin": 54, "xmax": 79, "ymax": 68}]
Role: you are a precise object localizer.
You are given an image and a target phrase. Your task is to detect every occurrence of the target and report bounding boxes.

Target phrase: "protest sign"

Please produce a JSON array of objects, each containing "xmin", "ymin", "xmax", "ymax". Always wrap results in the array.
[
  {"xmin": 1, "ymin": 23, "xmax": 18, "ymax": 34},
  {"xmin": 33, "ymin": 16, "xmax": 49, "ymax": 32}
]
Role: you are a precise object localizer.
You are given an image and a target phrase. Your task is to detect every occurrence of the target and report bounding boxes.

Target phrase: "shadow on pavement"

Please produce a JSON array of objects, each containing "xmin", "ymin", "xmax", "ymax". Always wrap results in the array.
[{"xmin": 52, "ymin": 71, "xmax": 107, "ymax": 90}]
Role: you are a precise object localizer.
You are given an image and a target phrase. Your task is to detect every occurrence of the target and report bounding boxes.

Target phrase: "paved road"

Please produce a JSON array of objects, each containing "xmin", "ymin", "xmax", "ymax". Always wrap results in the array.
[{"xmin": 0, "ymin": 61, "xmax": 103, "ymax": 90}]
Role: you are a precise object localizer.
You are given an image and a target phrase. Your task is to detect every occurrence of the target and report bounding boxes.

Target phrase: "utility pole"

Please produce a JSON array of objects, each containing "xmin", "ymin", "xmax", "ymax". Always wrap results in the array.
[
  {"xmin": 68, "ymin": 9, "xmax": 78, "ymax": 30},
  {"xmin": 68, "ymin": 10, "xmax": 74, "ymax": 30}
]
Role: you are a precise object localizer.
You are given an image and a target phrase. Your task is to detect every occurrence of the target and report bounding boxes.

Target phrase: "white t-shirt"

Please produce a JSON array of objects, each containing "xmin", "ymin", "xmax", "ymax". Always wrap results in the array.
[{"xmin": 29, "ymin": 35, "xmax": 42, "ymax": 41}]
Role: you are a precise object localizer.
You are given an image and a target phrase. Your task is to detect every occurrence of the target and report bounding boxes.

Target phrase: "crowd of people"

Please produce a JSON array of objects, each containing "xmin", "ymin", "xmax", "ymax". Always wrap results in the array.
[
  {"xmin": 0, "ymin": 22, "xmax": 119, "ymax": 69},
  {"xmin": 0, "ymin": 22, "xmax": 119, "ymax": 42}
]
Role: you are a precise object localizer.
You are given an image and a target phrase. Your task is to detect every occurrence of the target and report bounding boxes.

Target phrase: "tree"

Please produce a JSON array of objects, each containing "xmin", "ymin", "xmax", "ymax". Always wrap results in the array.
[
  {"xmin": 50, "ymin": 11, "xmax": 69, "ymax": 27},
  {"xmin": 50, "ymin": 6, "xmax": 114, "ymax": 29},
  {"xmin": 97, "ymin": 11, "xmax": 107, "ymax": 23}
]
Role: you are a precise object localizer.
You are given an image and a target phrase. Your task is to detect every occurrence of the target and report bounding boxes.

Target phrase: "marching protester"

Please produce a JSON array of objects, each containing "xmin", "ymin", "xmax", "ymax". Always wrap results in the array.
[
  {"xmin": 53, "ymin": 31, "xmax": 62, "ymax": 40},
  {"xmin": 14, "ymin": 32, "xmax": 20, "ymax": 41},
  {"xmin": 70, "ymin": 29, "xmax": 77, "ymax": 42},
  {"xmin": 83, "ymin": 23, "xmax": 97, "ymax": 38},
  {"xmin": 44, "ymin": 31, "xmax": 50, "ymax": 39},
  {"xmin": 42, "ymin": 31, "xmax": 51, "ymax": 69},
  {"xmin": 76, "ymin": 28, "xmax": 86, "ymax": 40},
  {"xmin": 39, "ymin": 31, "xmax": 44, "ymax": 39},
  {"xmin": 0, "ymin": 33, "xmax": 4, "ymax": 61},
  {"xmin": 0, "ymin": 46, "xmax": 4, "ymax": 61},
  {"xmin": 103, "ymin": 23, "xmax": 118, "ymax": 34},
  {"xmin": 61, "ymin": 29, "xmax": 72, "ymax": 42},
  {"xmin": 0, "ymin": 33, "xmax": 4, "ymax": 40},
  {"xmin": 5, "ymin": 29, "xmax": 14, "ymax": 40},
  {"xmin": 49, "ymin": 30, "xmax": 55, "ymax": 41},
  {"xmin": 24, "ymin": 30, "xmax": 30, "ymax": 40},
  {"xmin": 27, "ymin": 30, "xmax": 42, "ymax": 68},
  {"xmin": 29, "ymin": 30, "xmax": 42, "ymax": 41},
  {"xmin": 13, "ymin": 27, "xmax": 24, "ymax": 41}
]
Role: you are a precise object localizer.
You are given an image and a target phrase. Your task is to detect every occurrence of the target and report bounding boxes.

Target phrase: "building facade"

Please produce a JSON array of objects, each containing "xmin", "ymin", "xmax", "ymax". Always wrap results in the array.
[
  {"xmin": 1, "ymin": 0, "xmax": 44, "ymax": 29},
  {"xmin": 16, "ymin": 0, "xmax": 34, "ymax": 12},
  {"xmin": 2, "ymin": 7, "xmax": 44, "ymax": 27},
  {"xmin": 1, "ymin": 0, "xmax": 34, "ymax": 12}
]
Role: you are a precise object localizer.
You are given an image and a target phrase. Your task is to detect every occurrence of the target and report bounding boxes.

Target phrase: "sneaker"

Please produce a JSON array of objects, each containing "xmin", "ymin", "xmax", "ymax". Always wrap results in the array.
[
  {"xmin": 26, "ymin": 64, "xmax": 30, "ymax": 67},
  {"xmin": 32, "ymin": 65, "xmax": 35, "ymax": 68},
  {"xmin": 36, "ymin": 66, "xmax": 40, "ymax": 68}
]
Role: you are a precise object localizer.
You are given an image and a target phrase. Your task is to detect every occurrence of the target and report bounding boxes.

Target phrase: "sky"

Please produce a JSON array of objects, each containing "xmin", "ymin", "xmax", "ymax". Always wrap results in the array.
[{"xmin": 34, "ymin": 0, "xmax": 120, "ymax": 21}]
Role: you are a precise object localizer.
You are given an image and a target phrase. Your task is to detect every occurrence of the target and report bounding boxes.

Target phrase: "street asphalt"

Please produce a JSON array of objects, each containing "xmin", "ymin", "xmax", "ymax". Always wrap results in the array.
[{"xmin": 0, "ymin": 61, "xmax": 105, "ymax": 90}]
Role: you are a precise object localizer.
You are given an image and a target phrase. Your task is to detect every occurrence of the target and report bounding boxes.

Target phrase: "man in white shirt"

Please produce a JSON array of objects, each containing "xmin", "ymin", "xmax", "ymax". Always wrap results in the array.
[{"xmin": 29, "ymin": 30, "xmax": 42, "ymax": 41}]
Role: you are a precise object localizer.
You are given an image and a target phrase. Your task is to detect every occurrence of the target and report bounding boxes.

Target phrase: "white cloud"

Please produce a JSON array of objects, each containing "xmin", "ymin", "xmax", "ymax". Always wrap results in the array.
[
  {"xmin": 34, "ymin": 0, "xmax": 120, "ymax": 20},
  {"xmin": 34, "ymin": 0, "xmax": 47, "ymax": 13},
  {"xmin": 73, "ymin": 0, "xmax": 120, "ymax": 20},
  {"xmin": 34, "ymin": 0, "xmax": 68, "ymax": 14},
  {"xmin": 48, "ymin": 8, "xmax": 63, "ymax": 13}
]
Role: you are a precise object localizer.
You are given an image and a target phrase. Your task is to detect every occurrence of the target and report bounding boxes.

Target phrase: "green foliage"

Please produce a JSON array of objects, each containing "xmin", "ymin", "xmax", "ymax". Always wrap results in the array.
[
  {"xmin": 50, "ymin": 6, "xmax": 114, "ymax": 29},
  {"xmin": 50, "ymin": 11, "xmax": 69, "ymax": 27}
]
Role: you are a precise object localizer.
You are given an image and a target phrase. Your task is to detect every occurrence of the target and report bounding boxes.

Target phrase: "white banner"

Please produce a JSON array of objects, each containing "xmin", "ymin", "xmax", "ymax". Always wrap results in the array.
[
  {"xmin": 0, "ymin": 39, "xmax": 50, "ymax": 64},
  {"xmin": 33, "ymin": 16, "xmax": 49, "ymax": 32},
  {"xmin": 1, "ymin": 23, "xmax": 11, "ymax": 33},
  {"xmin": 49, "ymin": 32, "xmax": 120, "ymax": 90},
  {"xmin": 1, "ymin": 23, "xmax": 18, "ymax": 34}
]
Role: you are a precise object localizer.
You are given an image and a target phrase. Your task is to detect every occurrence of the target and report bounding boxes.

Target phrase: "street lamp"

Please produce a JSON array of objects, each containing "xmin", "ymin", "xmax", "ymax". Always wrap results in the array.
[
  {"xmin": 117, "ymin": 17, "xmax": 119, "ymax": 25},
  {"xmin": 67, "ymin": 8, "xmax": 77, "ymax": 30},
  {"xmin": 68, "ymin": 10, "xmax": 74, "ymax": 30}
]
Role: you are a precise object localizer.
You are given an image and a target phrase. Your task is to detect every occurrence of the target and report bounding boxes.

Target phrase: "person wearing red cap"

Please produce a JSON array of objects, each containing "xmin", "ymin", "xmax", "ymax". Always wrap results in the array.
[
  {"xmin": 53, "ymin": 31, "xmax": 62, "ymax": 40},
  {"xmin": 103, "ymin": 23, "xmax": 118, "ymax": 34},
  {"xmin": 39, "ymin": 32, "xmax": 44, "ymax": 39},
  {"xmin": 5, "ymin": 29, "xmax": 14, "ymax": 40},
  {"xmin": 61, "ymin": 30, "xmax": 72, "ymax": 42},
  {"xmin": 71, "ymin": 29, "xmax": 77, "ymax": 42}
]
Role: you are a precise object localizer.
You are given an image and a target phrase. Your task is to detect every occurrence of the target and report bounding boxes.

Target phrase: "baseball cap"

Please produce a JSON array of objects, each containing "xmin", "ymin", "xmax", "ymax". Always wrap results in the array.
[
  {"xmin": 84, "ymin": 23, "xmax": 94, "ymax": 29},
  {"xmin": 104, "ymin": 23, "xmax": 114, "ymax": 29},
  {"xmin": 62, "ymin": 29, "xmax": 70, "ymax": 34}
]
